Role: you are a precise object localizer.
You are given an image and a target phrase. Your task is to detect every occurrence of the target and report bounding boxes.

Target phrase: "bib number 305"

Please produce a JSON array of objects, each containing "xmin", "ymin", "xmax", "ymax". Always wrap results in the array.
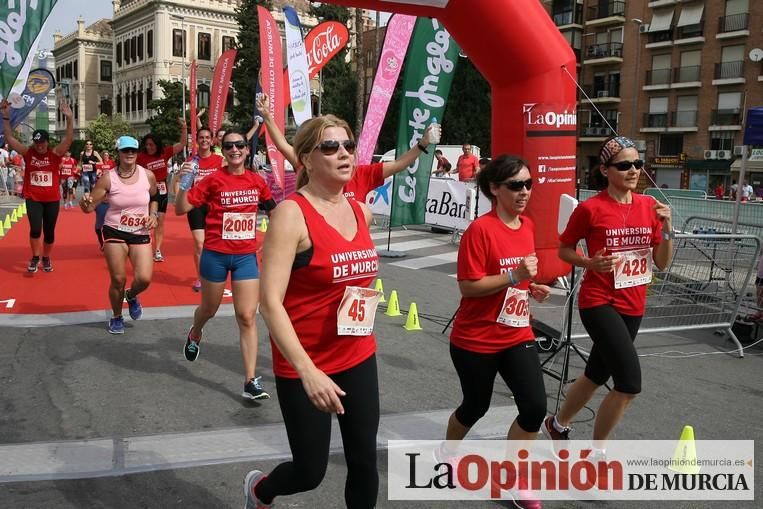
[
  {"xmin": 497, "ymin": 287, "xmax": 530, "ymax": 327},
  {"xmin": 337, "ymin": 286, "xmax": 382, "ymax": 336}
]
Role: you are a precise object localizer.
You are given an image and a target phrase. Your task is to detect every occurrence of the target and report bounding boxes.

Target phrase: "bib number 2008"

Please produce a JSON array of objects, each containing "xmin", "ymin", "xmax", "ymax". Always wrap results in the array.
[{"xmin": 222, "ymin": 212, "xmax": 256, "ymax": 240}]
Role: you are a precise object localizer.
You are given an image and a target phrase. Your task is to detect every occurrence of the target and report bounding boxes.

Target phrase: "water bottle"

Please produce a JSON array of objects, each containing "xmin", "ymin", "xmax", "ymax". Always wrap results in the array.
[
  {"xmin": 179, "ymin": 156, "xmax": 199, "ymax": 191},
  {"xmin": 429, "ymin": 117, "xmax": 441, "ymax": 145}
]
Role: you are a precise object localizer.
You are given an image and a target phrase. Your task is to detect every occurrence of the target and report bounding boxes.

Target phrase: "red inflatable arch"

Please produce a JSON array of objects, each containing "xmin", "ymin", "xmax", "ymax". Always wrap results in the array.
[{"xmin": 329, "ymin": 0, "xmax": 577, "ymax": 282}]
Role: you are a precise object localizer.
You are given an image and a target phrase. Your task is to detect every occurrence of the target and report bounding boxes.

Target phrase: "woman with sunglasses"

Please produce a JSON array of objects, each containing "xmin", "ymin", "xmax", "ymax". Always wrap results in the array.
[
  {"xmin": 245, "ymin": 115, "xmax": 380, "ymax": 509},
  {"xmin": 543, "ymin": 136, "xmax": 672, "ymax": 455},
  {"xmin": 80, "ymin": 136, "xmax": 159, "ymax": 334},
  {"xmin": 1, "ymin": 99, "xmax": 74, "ymax": 273},
  {"xmin": 255, "ymin": 93, "xmax": 438, "ymax": 201},
  {"xmin": 442, "ymin": 155, "xmax": 550, "ymax": 509},
  {"xmin": 79, "ymin": 140, "xmax": 103, "ymax": 195},
  {"xmin": 175, "ymin": 130, "xmax": 276, "ymax": 400},
  {"xmin": 137, "ymin": 120, "xmax": 187, "ymax": 262}
]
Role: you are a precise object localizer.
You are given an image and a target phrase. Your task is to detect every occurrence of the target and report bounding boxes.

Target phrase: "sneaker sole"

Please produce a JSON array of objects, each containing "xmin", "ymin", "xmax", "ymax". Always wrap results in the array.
[
  {"xmin": 242, "ymin": 391, "xmax": 270, "ymax": 401},
  {"xmin": 242, "ymin": 470, "xmax": 262, "ymax": 509},
  {"xmin": 27, "ymin": 266, "xmax": 38, "ymax": 273},
  {"xmin": 43, "ymin": 267, "xmax": 53, "ymax": 272},
  {"xmin": 108, "ymin": 328, "xmax": 125, "ymax": 335}
]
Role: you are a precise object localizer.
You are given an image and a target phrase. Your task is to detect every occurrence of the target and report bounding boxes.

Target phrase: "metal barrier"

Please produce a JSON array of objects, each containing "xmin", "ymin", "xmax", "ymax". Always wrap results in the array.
[
  {"xmin": 532, "ymin": 233, "xmax": 761, "ymax": 358},
  {"xmin": 680, "ymin": 215, "xmax": 763, "ymax": 241}
]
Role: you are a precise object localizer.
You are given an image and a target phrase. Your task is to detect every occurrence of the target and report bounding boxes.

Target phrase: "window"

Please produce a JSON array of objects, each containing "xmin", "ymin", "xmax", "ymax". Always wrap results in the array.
[
  {"xmin": 173, "ymin": 29, "xmax": 186, "ymax": 57},
  {"xmin": 116, "ymin": 42, "xmax": 122, "ymax": 66},
  {"xmin": 124, "ymin": 40, "xmax": 129, "ymax": 64},
  {"xmin": 100, "ymin": 61, "xmax": 112, "ymax": 82},
  {"xmin": 717, "ymin": 45, "xmax": 744, "ymax": 79},
  {"xmin": 130, "ymin": 37, "xmax": 136, "ymax": 62},
  {"xmin": 198, "ymin": 32, "xmax": 211, "ymax": 60},
  {"xmin": 74, "ymin": 101, "xmax": 78, "ymax": 120},
  {"xmin": 146, "ymin": 85, "xmax": 153, "ymax": 106},
  {"xmin": 138, "ymin": 87, "xmax": 143, "ymax": 111},
  {"xmin": 147, "ymin": 30, "xmax": 153, "ymax": 58},
  {"xmin": 131, "ymin": 90, "xmax": 137, "ymax": 112},
  {"xmin": 73, "ymin": 60, "xmax": 78, "ymax": 80},
  {"xmin": 56, "ymin": 67, "xmax": 60, "ymax": 82},
  {"xmin": 138, "ymin": 34, "xmax": 143, "ymax": 61},
  {"xmin": 675, "ymin": 95, "xmax": 698, "ymax": 126},
  {"xmin": 222, "ymin": 36, "xmax": 235, "ymax": 52},
  {"xmin": 658, "ymin": 134, "xmax": 683, "ymax": 156},
  {"xmin": 197, "ymin": 83, "xmax": 210, "ymax": 108},
  {"xmin": 125, "ymin": 90, "xmax": 130, "ymax": 113},
  {"xmin": 100, "ymin": 98, "xmax": 112, "ymax": 116},
  {"xmin": 116, "ymin": 93, "xmax": 122, "ymax": 114},
  {"xmin": 65, "ymin": 62, "xmax": 72, "ymax": 79},
  {"xmin": 648, "ymin": 96, "xmax": 669, "ymax": 127},
  {"xmin": 710, "ymin": 131, "xmax": 735, "ymax": 151}
]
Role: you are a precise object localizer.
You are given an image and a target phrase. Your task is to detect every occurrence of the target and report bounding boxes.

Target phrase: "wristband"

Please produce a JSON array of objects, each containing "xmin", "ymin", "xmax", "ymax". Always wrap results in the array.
[
  {"xmin": 416, "ymin": 142, "xmax": 428, "ymax": 154},
  {"xmin": 508, "ymin": 269, "xmax": 517, "ymax": 286}
]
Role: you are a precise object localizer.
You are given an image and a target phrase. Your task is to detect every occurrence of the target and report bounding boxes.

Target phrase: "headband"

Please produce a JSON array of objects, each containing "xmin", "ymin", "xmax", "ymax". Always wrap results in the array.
[{"xmin": 599, "ymin": 136, "xmax": 636, "ymax": 164}]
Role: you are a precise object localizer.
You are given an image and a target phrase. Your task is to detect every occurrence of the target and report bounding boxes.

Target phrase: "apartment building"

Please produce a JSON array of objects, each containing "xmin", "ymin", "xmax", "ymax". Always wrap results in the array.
[{"xmin": 547, "ymin": 0, "xmax": 762, "ymax": 194}]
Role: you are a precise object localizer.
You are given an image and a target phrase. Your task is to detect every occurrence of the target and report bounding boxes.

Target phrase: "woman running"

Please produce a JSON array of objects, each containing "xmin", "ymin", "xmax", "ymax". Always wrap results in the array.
[
  {"xmin": 59, "ymin": 150, "xmax": 78, "ymax": 209},
  {"xmin": 80, "ymin": 136, "xmax": 159, "ymax": 334},
  {"xmin": 543, "ymin": 136, "xmax": 672, "ymax": 455},
  {"xmin": 137, "ymin": 119, "xmax": 187, "ymax": 262},
  {"xmin": 80, "ymin": 140, "xmax": 102, "ymax": 195},
  {"xmin": 175, "ymin": 129, "xmax": 276, "ymax": 400},
  {"xmin": 1, "ymin": 99, "xmax": 73, "ymax": 272},
  {"xmin": 244, "ymin": 115, "xmax": 381, "ymax": 508}
]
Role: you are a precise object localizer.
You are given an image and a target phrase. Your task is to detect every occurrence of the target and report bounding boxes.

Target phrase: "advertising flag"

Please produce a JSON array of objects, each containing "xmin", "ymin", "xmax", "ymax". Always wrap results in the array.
[
  {"xmin": 258, "ymin": 5, "xmax": 286, "ymax": 191},
  {"xmin": 208, "ymin": 49, "xmax": 236, "ymax": 135},
  {"xmin": 189, "ymin": 60, "xmax": 197, "ymax": 156},
  {"xmin": 283, "ymin": 6, "xmax": 312, "ymax": 125},
  {"xmin": 0, "ymin": 68, "xmax": 55, "ymax": 147},
  {"xmin": 356, "ymin": 14, "xmax": 416, "ymax": 166},
  {"xmin": 390, "ymin": 18, "xmax": 460, "ymax": 226}
]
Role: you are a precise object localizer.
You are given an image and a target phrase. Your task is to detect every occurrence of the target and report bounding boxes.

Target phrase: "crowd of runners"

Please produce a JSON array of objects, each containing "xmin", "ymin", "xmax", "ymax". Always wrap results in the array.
[{"xmin": 2, "ymin": 91, "xmax": 675, "ymax": 508}]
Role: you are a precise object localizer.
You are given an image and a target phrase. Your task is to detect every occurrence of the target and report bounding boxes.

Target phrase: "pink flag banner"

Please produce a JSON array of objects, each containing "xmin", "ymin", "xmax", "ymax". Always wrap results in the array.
[
  {"xmin": 356, "ymin": 14, "xmax": 417, "ymax": 166},
  {"xmin": 208, "ymin": 49, "xmax": 236, "ymax": 135},
  {"xmin": 189, "ymin": 60, "xmax": 197, "ymax": 156},
  {"xmin": 258, "ymin": 6, "xmax": 286, "ymax": 192}
]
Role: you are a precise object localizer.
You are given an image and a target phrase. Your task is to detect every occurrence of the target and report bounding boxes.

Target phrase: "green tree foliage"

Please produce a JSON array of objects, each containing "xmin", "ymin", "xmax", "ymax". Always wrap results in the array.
[
  {"xmin": 85, "ymin": 113, "xmax": 133, "ymax": 153},
  {"xmin": 230, "ymin": 0, "xmax": 271, "ymax": 130},
  {"xmin": 146, "ymin": 80, "xmax": 185, "ymax": 146},
  {"xmin": 441, "ymin": 57, "xmax": 491, "ymax": 155}
]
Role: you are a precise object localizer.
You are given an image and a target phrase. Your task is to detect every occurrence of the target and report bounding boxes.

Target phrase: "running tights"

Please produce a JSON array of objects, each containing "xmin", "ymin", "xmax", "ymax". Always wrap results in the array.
[
  {"xmin": 580, "ymin": 305, "xmax": 643, "ymax": 394},
  {"xmin": 255, "ymin": 355, "xmax": 379, "ymax": 508},
  {"xmin": 25, "ymin": 199, "xmax": 59, "ymax": 243}
]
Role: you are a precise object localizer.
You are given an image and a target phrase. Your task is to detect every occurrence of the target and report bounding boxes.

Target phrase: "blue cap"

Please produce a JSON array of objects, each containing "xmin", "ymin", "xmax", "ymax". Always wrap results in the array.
[{"xmin": 116, "ymin": 135, "xmax": 139, "ymax": 151}]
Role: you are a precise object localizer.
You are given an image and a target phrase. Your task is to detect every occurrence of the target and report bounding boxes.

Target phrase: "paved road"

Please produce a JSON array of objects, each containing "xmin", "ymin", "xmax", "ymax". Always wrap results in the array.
[{"xmin": 1, "ymin": 225, "xmax": 761, "ymax": 508}]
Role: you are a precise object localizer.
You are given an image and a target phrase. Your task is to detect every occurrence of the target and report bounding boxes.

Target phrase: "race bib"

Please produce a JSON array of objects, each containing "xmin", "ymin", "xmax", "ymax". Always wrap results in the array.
[
  {"xmin": 118, "ymin": 211, "xmax": 147, "ymax": 233},
  {"xmin": 222, "ymin": 212, "xmax": 256, "ymax": 240},
  {"xmin": 337, "ymin": 286, "xmax": 382, "ymax": 336},
  {"xmin": 30, "ymin": 171, "xmax": 53, "ymax": 187},
  {"xmin": 82, "ymin": 164, "xmax": 93, "ymax": 172},
  {"xmin": 157, "ymin": 181, "xmax": 167, "ymax": 195},
  {"xmin": 497, "ymin": 287, "xmax": 530, "ymax": 327},
  {"xmin": 614, "ymin": 248, "xmax": 653, "ymax": 289}
]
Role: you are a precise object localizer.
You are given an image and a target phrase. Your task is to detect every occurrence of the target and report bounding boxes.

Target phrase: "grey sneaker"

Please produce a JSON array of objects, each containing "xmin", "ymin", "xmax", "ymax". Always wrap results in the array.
[
  {"xmin": 243, "ymin": 469, "xmax": 272, "ymax": 508},
  {"xmin": 242, "ymin": 376, "xmax": 270, "ymax": 401}
]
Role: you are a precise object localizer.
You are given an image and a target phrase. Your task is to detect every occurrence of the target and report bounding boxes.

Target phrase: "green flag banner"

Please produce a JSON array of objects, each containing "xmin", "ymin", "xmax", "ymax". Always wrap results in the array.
[
  {"xmin": 390, "ymin": 18, "xmax": 459, "ymax": 227},
  {"xmin": 0, "ymin": 0, "xmax": 58, "ymax": 98}
]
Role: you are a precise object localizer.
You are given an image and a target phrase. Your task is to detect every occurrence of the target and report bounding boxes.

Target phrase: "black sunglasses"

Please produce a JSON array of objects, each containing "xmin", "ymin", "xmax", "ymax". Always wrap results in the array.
[
  {"xmin": 222, "ymin": 140, "xmax": 247, "ymax": 150},
  {"xmin": 119, "ymin": 148, "xmax": 137, "ymax": 154},
  {"xmin": 313, "ymin": 139, "xmax": 356, "ymax": 156},
  {"xmin": 500, "ymin": 179, "xmax": 533, "ymax": 191},
  {"xmin": 609, "ymin": 159, "xmax": 644, "ymax": 171}
]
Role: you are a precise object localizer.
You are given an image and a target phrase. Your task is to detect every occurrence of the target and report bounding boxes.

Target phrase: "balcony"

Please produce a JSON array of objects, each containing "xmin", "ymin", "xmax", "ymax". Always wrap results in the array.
[
  {"xmin": 675, "ymin": 22, "xmax": 704, "ymax": 44},
  {"xmin": 713, "ymin": 60, "xmax": 745, "ymax": 85},
  {"xmin": 644, "ymin": 68, "xmax": 671, "ymax": 89},
  {"xmin": 672, "ymin": 65, "xmax": 701, "ymax": 87},
  {"xmin": 580, "ymin": 124, "xmax": 616, "ymax": 138},
  {"xmin": 711, "ymin": 109, "xmax": 742, "ymax": 126},
  {"xmin": 669, "ymin": 111, "xmax": 698, "ymax": 130},
  {"xmin": 717, "ymin": 13, "xmax": 749, "ymax": 38},
  {"xmin": 587, "ymin": 1, "xmax": 625, "ymax": 24},
  {"xmin": 644, "ymin": 113, "xmax": 668, "ymax": 129},
  {"xmin": 584, "ymin": 42, "xmax": 623, "ymax": 63},
  {"xmin": 553, "ymin": 6, "xmax": 583, "ymax": 27},
  {"xmin": 582, "ymin": 83, "xmax": 621, "ymax": 102},
  {"xmin": 646, "ymin": 28, "xmax": 674, "ymax": 47}
]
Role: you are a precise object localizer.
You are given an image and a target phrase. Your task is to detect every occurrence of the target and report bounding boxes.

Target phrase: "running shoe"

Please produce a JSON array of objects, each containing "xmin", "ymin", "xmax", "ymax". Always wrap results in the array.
[
  {"xmin": 506, "ymin": 489, "xmax": 542, "ymax": 509},
  {"xmin": 153, "ymin": 249, "xmax": 164, "ymax": 262},
  {"xmin": 41, "ymin": 257, "xmax": 53, "ymax": 272},
  {"xmin": 192, "ymin": 279, "xmax": 202, "ymax": 292},
  {"xmin": 108, "ymin": 316, "xmax": 125, "ymax": 334},
  {"xmin": 242, "ymin": 376, "xmax": 270, "ymax": 400},
  {"xmin": 27, "ymin": 256, "xmax": 40, "ymax": 273},
  {"xmin": 184, "ymin": 326, "xmax": 201, "ymax": 362},
  {"xmin": 125, "ymin": 289, "xmax": 142, "ymax": 320},
  {"xmin": 542, "ymin": 415, "xmax": 571, "ymax": 459},
  {"xmin": 243, "ymin": 469, "xmax": 272, "ymax": 509}
]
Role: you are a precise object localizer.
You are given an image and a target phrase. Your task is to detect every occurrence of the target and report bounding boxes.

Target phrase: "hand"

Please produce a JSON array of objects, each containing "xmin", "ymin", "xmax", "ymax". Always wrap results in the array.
[
  {"xmin": 513, "ymin": 253, "xmax": 538, "ymax": 281},
  {"xmin": 0, "ymin": 99, "xmax": 10, "ymax": 118},
  {"xmin": 587, "ymin": 248, "xmax": 620, "ymax": 273},
  {"xmin": 255, "ymin": 93, "xmax": 271, "ymax": 119},
  {"xmin": 301, "ymin": 367, "xmax": 346, "ymax": 414},
  {"xmin": 653, "ymin": 199, "xmax": 672, "ymax": 227},
  {"xmin": 421, "ymin": 123, "xmax": 440, "ymax": 146},
  {"xmin": 177, "ymin": 117, "xmax": 186, "ymax": 127},
  {"xmin": 529, "ymin": 283, "xmax": 551, "ymax": 303},
  {"xmin": 180, "ymin": 161, "xmax": 196, "ymax": 175},
  {"xmin": 60, "ymin": 101, "xmax": 73, "ymax": 119},
  {"xmin": 145, "ymin": 214, "xmax": 159, "ymax": 230},
  {"xmin": 79, "ymin": 195, "xmax": 93, "ymax": 213},
  {"xmin": 196, "ymin": 108, "xmax": 206, "ymax": 118}
]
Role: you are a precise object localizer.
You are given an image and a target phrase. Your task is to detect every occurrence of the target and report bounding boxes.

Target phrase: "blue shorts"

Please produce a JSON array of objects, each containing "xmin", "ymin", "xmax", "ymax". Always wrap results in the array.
[{"xmin": 199, "ymin": 248, "xmax": 259, "ymax": 283}]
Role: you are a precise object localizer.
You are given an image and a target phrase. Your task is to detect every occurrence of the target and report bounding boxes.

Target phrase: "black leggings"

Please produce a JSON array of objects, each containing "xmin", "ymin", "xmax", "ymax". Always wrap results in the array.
[
  {"xmin": 580, "ymin": 305, "xmax": 643, "ymax": 394},
  {"xmin": 26, "ymin": 199, "xmax": 60, "ymax": 244},
  {"xmin": 450, "ymin": 342, "xmax": 546, "ymax": 433},
  {"xmin": 255, "ymin": 355, "xmax": 379, "ymax": 508}
]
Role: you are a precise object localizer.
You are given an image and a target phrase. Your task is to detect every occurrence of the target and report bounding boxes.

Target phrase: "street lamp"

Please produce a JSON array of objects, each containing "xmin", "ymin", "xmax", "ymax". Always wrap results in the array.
[
  {"xmin": 170, "ymin": 14, "xmax": 187, "ymax": 156},
  {"xmin": 630, "ymin": 18, "xmax": 643, "ymax": 138}
]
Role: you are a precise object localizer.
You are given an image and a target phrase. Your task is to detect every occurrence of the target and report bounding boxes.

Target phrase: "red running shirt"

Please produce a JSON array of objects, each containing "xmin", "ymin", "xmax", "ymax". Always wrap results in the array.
[
  {"xmin": 137, "ymin": 146, "xmax": 174, "ymax": 182},
  {"xmin": 343, "ymin": 163, "xmax": 383, "ymax": 202},
  {"xmin": 559, "ymin": 191, "xmax": 663, "ymax": 316},
  {"xmin": 23, "ymin": 149, "xmax": 62, "ymax": 202},
  {"xmin": 188, "ymin": 153, "xmax": 225, "ymax": 186},
  {"xmin": 59, "ymin": 157, "xmax": 78, "ymax": 178},
  {"xmin": 451, "ymin": 210, "xmax": 536, "ymax": 353},
  {"xmin": 186, "ymin": 169, "xmax": 273, "ymax": 254},
  {"xmin": 272, "ymin": 194, "xmax": 378, "ymax": 378}
]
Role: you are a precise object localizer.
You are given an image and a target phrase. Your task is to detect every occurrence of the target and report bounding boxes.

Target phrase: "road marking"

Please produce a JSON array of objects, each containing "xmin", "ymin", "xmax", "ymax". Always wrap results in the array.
[
  {"xmin": 381, "ymin": 238, "xmax": 452, "ymax": 252},
  {"xmin": 389, "ymin": 251, "xmax": 458, "ymax": 269},
  {"xmin": 370, "ymin": 230, "xmax": 421, "ymax": 241},
  {"xmin": 0, "ymin": 405, "xmax": 518, "ymax": 482}
]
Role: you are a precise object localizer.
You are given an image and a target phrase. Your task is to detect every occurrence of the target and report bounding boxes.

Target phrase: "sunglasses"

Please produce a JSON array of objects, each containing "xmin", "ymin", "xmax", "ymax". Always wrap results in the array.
[
  {"xmin": 222, "ymin": 140, "xmax": 247, "ymax": 150},
  {"xmin": 313, "ymin": 139, "xmax": 356, "ymax": 156},
  {"xmin": 500, "ymin": 179, "xmax": 533, "ymax": 191},
  {"xmin": 119, "ymin": 148, "xmax": 137, "ymax": 154},
  {"xmin": 609, "ymin": 159, "xmax": 644, "ymax": 171}
]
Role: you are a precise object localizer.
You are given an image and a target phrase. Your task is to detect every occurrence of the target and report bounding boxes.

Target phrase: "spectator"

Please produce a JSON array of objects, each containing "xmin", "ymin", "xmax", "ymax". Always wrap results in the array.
[
  {"xmin": 433, "ymin": 149, "xmax": 451, "ymax": 176},
  {"xmin": 729, "ymin": 180, "xmax": 737, "ymax": 201},
  {"xmin": 0, "ymin": 143, "xmax": 8, "ymax": 193},
  {"xmin": 713, "ymin": 183, "xmax": 724, "ymax": 200},
  {"xmin": 741, "ymin": 181, "xmax": 753, "ymax": 202},
  {"xmin": 454, "ymin": 144, "xmax": 479, "ymax": 181}
]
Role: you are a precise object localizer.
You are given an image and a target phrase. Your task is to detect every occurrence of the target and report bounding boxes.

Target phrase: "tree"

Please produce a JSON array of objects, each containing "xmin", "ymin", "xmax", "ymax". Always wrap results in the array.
[
  {"xmin": 146, "ymin": 80, "xmax": 185, "ymax": 146},
  {"xmin": 441, "ymin": 57, "xmax": 491, "ymax": 155},
  {"xmin": 85, "ymin": 113, "xmax": 133, "ymax": 152}
]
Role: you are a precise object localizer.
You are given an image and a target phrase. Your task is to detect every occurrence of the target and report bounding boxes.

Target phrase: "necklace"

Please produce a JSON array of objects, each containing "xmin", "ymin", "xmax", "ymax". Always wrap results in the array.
[{"xmin": 117, "ymin": 165, "xmax": 136, "ymax": 180}]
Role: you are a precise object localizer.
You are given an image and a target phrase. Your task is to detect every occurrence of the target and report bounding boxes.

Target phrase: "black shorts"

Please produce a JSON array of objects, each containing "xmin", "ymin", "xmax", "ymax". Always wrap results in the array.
[
  {"xmin": 103, "ymin": 225, "xmax": 151, "ymax": 245},
  {"xmin": 187, "ymin": 205, "xmax": 208, "ymax": 231},
  {"xmin": 156, "ymin": 192, "xmax": 169, "ymax": 214}
]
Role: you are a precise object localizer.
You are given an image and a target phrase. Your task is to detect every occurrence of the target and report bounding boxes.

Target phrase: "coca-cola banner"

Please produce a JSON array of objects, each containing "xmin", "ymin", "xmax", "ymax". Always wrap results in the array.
[
  {"xmin": 208, "ymin": 49, "xmax": 236, "ymax": 135},
  {"xmin": 282, "ymin": 21, "xmax": 349, "ymax": 106},
  {"xmin": 258, "ymin": 6, "xmax": 286, "ymax": 192}
]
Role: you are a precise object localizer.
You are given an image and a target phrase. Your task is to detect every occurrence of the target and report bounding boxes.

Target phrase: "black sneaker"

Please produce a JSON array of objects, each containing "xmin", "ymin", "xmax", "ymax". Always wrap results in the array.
[
  {"xmin": 183, "ymin": 326, "xmax": 201, "ymax": 362},
  {"xmin": 242, "ymin": 376, "xmax": 270, "ymax": 400},
  {"xmin": 27, "ymin": 256, "xmax": 40, "ymax": 273},
  {"xmin": 41, "ymin": 257, "xmax": 53, "ymax": 272},
  {"xmin": 542, "ymin": 415, "xmax": 571, "ymax": 459}
]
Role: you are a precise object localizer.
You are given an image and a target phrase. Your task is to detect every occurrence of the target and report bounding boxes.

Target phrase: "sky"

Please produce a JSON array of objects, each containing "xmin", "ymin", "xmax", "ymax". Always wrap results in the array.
[{"xmin": 38, "ymin": 0, "xmax": 114, "ymax": 51}]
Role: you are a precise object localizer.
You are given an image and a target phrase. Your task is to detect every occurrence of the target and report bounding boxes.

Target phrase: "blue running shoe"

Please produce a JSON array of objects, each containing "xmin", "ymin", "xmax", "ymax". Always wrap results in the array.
[
  {"xmin": 108, "ymin": 316, "xmax": 125, "ymax": 334},
  {"xmin": 125, "ymin": 289, "xmax": 142, "ymax": 320}
]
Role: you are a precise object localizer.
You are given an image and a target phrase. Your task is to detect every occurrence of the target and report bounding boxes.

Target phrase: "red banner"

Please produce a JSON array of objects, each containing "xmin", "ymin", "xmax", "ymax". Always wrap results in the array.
[
  {"xmin": 208, "ymin": 49, "xmax": 237, "ymax": 135},
  {"xmin": 189, "ymin": 60, "xmax": 197, "ymax": 156},
  {"xmin": 258, "ymin": 6, "xmax": 286, "ymax": 192},
  {"xmin": 282, "ymin": 21, "xmax": 349, "ymax": 106}
]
